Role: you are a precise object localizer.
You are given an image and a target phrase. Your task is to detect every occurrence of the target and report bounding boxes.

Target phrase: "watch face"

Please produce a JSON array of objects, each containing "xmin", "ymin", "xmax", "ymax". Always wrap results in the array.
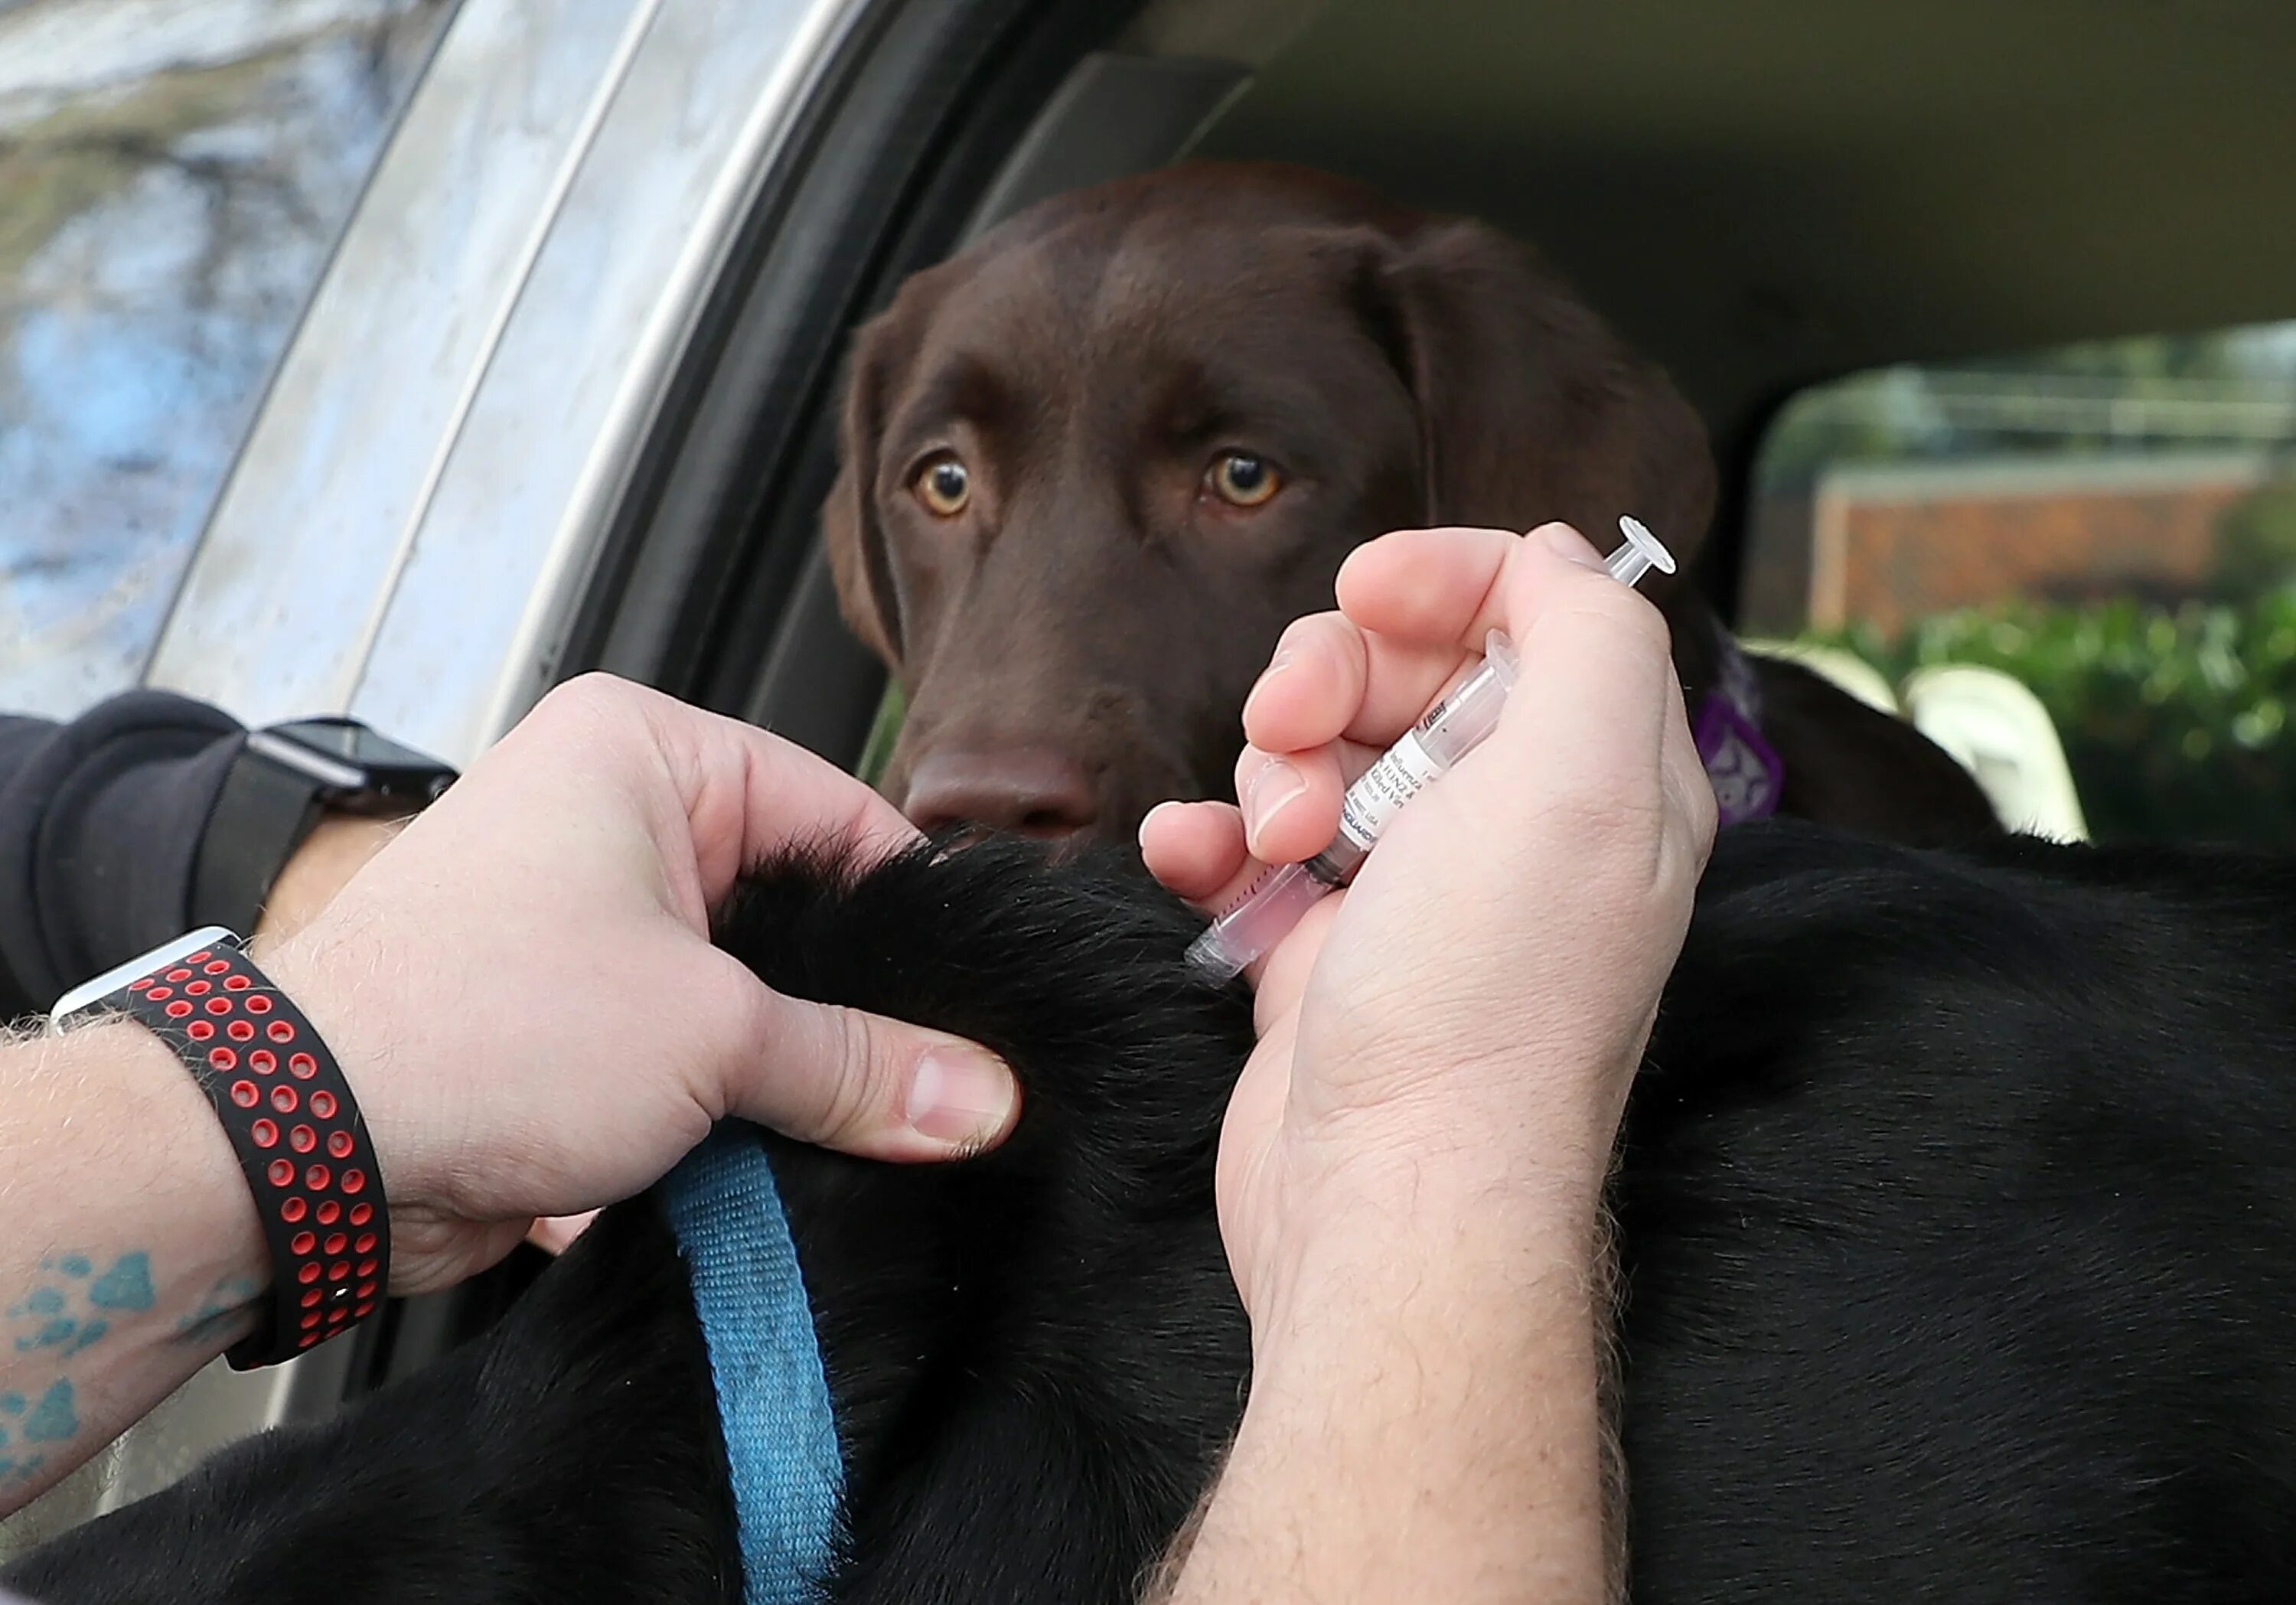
[
  {"xmin": 282, "ymin": 719, "xmax": 437, "ymax": 771},
  {"xmin": 255, "ymin": 721, "xmax": 457, "ymax": 809}
]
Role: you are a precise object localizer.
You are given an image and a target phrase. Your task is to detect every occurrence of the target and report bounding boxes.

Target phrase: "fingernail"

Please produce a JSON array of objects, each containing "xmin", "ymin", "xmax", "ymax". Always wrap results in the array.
[
  {"xmin": 1241, "ymin": 649, "xmax": 1295, "ymax": 726},
  {"xmin": 1139, "ymin": 799, "xmax": 1180, "ymax": 851},
  {"xmin": 1534, "ymin": 521, "xmax": 1605, "ymax": 569},
  {"xmin": 907, "ymin": 1048, "xmax": 1019, "ymax": 1147},
  {"xmin": 1244, "ymin": 758, "xmax": 1308, "ymax": 855},
  {"xmin": 528, "ymin": 1212, "xmax": 599, "ymax": 1256}
]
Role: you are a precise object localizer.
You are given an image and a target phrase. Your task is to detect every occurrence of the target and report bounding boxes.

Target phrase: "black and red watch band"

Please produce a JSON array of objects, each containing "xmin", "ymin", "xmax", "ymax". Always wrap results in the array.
[{"xmin": 59, "ymin": 931, "xmax": 390, "ymax": 1368}]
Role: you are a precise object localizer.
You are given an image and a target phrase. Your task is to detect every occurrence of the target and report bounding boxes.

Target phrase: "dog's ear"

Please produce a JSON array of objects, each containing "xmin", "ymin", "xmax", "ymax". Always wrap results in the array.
[
  {"xmin": 1353, "ymin": 217, "xmax": 1716, "ymax": 561},
  {"xmin": 823, "ymin": 312, "xmax": 907, "ymax": 664}
]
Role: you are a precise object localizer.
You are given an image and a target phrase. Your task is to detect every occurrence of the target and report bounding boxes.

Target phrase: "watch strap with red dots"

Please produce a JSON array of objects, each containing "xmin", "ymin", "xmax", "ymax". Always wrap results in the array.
[{"xmin": 70, "ymin": 929, "xmax": 389, "ymax": 1368}]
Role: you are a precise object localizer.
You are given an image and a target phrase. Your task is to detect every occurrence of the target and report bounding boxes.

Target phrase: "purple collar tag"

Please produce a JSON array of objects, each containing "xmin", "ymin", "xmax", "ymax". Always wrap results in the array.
[{"xmin": 1695, "ymin": 636, "xmax": 1784, "ymax": 827}]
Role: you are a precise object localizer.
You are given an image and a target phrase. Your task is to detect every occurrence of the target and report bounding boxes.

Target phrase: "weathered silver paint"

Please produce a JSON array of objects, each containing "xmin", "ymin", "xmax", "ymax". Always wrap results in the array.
[
  {"xmin": 149, "ymin": 0, "xmax": 872, "ymax": 768},
  {"xmin": 357, "ymin": 0, "xmax": 867, "ymax": 762},
  {"xmin": 145, "ymin": 0, "xmax": 656, "ymax": 740}
]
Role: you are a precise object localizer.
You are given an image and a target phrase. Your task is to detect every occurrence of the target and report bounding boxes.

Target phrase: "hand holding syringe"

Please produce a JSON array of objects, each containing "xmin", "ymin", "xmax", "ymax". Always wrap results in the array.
[{"xmin": 1186, "ymin": 516, "xmax": 1678, "ymax": 978}]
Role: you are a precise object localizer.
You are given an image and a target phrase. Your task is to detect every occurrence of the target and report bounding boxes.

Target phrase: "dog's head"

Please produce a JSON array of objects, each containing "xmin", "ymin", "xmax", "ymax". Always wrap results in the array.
[{"xmin": 826, "ymin": 161, "xmax": 1714, "ymax": 843}]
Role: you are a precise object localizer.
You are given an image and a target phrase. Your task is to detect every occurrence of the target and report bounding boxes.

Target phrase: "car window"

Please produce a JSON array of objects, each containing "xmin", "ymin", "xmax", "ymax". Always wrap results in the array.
[
  {"xmin": 0, "ymin": 0, "xmax": 458, "ymax": 718},
  {"xmin": 1744, "ymin": 323, "xmax": 2296, "ymax": 847}
]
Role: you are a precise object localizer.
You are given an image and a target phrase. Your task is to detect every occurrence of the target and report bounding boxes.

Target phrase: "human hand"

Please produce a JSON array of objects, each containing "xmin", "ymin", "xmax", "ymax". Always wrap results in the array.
[
  {"xmin": 1141, "ymin": 523, "xmax": 1715, "ymax": 1333},
  {"xmin": 255, "ymin": 804, "xmax": 589, "ymax": 1254},
  {"xmin": 262, "ymin": 675, "xmax": 1018, "ymax": 1294}
]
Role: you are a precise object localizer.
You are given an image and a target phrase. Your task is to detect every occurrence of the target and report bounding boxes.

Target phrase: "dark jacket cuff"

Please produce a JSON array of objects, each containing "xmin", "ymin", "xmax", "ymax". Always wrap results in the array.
[{"xmin": 0, "ymin": 692, "xmax": 247, "ymax": 1021}]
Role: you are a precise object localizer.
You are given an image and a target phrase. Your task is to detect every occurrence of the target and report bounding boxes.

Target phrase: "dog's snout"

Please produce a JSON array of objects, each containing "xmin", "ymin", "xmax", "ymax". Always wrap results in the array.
[{"xmin": 902, "ymin": 746, "xmax": 1099, "ymax": 839}]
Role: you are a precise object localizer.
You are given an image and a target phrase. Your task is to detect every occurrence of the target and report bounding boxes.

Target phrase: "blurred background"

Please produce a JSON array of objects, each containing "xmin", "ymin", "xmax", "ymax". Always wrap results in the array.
[{"xmin": 1746, "ymin": 328, "xmax": 2296, "ymax": 846}]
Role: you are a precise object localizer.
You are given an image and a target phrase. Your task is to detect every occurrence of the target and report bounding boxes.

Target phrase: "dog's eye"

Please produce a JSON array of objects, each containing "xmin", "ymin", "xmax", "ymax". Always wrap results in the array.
[
  {"xmin": 1206, "ymin": 452, "xmax": 1281, "ymax": 509},
  {"xmin": 914, "ymin": 455, "xmax": 971, "ymax": 517}
]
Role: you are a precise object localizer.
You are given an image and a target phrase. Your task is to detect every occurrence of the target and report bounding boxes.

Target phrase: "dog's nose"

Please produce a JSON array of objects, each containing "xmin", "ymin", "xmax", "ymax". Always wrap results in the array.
[{"xmin": 901, "ymin": 747, "xmax": 1100, "ymax": 838}]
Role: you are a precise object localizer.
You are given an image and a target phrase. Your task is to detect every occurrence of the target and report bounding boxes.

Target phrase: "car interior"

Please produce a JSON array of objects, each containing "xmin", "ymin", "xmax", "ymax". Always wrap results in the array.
[
  {"xmin": 572, "ymin": 0, "xmax": 2296, "ymax": 822},
  {"xmin": 8, "ymin": 0, "xmax": 2296, "ymax": 1551}
]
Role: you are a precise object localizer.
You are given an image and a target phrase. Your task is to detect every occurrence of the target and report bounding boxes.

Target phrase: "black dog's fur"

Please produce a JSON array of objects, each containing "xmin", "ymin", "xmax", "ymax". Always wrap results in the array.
[{"xmin": 11, "ymin": 826, "xmax": 2296, "ymax": 1603}]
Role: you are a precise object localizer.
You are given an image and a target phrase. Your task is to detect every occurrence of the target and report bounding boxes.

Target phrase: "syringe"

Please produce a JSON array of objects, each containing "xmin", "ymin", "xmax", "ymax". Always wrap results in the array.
[{"xmin": 1185, "ymin": 517, "xmax": 1678, "ymax": 979}]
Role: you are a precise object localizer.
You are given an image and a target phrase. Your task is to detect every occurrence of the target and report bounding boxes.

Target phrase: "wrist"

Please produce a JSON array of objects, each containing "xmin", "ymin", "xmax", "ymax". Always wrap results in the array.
[
  {"xmin": 1248, "ymin": 1180, "xmax": 1606, "ymax": 1365},
  {"xmin": 0, "ymin": 1022, "xmax": 275, "ymax": 1510},
  {"xmin": 1240, "ymin": 1124, "xmax": 1611, "ymax": 1350},
  {"xmin": 254, "ymin": 813, "xmax": 405, "ymax": 945},
  {"xmin": 30, "ymin": 1020, "xmax": 271, "ymax": 1332},
  {"xmin": 251, "ymin": 932, "xmax": 406, "ymax": 1201},
  {"xmin": 54, "ymin": 934, "xmax": 397, "ymax": 1361},
  {"xmin": 1192, "ymin": 1195, "xmax": 1613, "ymax": 1603},
  {"xmin": 254, "ymin": 928, "xmax": 489, "ymax": 1297}
]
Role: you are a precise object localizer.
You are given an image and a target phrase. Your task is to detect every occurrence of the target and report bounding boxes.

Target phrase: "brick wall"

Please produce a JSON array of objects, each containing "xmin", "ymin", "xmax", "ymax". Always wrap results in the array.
[{"xmin": 1751, "ymin": 455, "xmax": 2285, "ymax": 638}]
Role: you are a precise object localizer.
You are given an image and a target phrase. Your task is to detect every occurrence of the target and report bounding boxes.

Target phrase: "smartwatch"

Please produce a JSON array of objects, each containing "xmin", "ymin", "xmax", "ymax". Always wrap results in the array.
[{"xmin": 192, "ymin": 718, "xmax": 458, "ymax": 938}]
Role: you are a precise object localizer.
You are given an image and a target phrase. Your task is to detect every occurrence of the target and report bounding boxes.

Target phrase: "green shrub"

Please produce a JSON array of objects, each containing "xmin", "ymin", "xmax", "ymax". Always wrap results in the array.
[
  {"xmin": 858, "ymin": 681, "xmax": 905, "ymax": 790},
  {"xmin": 2215, "ymin": 485, "xmax": 2296, "ymax": 601},
  {"xmin": 1808, "ymin": 593, "xmax": 2296, "ymax": 848}
]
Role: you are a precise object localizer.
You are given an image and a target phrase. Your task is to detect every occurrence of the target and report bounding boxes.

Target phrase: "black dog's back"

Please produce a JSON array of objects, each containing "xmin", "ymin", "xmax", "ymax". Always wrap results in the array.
[
  {"xmin": 724, "ymin": 842, "xmax": 1255, "ymax": 1604},
  {"xmin": 1627, "ymin": 827, "xmax": 2296, "ymax": 1598},
  {"xmin": 11, "ymin": 827, "xmax": 2296, "ymax": 1603}
]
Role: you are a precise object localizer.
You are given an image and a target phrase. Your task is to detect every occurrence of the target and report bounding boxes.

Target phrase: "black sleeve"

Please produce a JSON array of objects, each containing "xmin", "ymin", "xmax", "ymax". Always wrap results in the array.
[{"xmin": 0, "ymin": 693, "xmax": 249, "ymax": 1023}]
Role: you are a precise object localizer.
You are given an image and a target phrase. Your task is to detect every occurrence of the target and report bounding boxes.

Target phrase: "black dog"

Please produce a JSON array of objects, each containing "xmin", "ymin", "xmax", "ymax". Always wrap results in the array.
[{"xmin": 11, "ymin": 826, "xmax": 2296, "ymax": 1603}]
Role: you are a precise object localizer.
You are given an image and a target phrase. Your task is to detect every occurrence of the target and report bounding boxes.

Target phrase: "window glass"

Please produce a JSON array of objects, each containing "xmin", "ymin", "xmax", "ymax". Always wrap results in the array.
[
  {"xmin": 1745, "ymin": 325, "xmax": 2296, "ymax": 847},
  {"xmin": 0, "ymin": 0, "xmax": 458, "ymax": 716}
]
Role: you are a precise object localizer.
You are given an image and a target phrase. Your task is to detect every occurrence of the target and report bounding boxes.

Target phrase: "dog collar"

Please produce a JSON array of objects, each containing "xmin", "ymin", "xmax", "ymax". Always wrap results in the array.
[
  {"xmin": 1695, "ymin": 634, "xmax": 1785, "ymax": 827},
  {"xmin": 660, "ymin": 1124, "xmax": 843, "ymax": 1605}
]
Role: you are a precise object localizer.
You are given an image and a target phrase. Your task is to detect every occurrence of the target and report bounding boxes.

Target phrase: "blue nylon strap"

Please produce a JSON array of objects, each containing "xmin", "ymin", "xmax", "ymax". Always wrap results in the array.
[{"xmin": 660, "ymin": 1123, "xmax": 843, "ymax": 1605}]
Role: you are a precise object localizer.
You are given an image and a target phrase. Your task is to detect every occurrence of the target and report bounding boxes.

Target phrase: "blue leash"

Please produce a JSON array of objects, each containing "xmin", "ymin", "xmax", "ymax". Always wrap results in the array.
[{"xmin": 659, "ymin": 1124, "xmax": 843, "ymax": 1605}]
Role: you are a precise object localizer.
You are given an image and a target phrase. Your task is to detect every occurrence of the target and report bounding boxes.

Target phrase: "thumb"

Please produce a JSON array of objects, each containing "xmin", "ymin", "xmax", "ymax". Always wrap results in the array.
[{"xmin": 706, "ymin": 966, "xmax": 1020, "ymax": 1162}]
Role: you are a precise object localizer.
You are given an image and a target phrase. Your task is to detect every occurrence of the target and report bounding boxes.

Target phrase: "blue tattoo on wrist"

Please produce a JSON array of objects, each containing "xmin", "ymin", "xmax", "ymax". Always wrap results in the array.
[
  {"xmin": 88, "ymin": 1254, "xmax": 155, "ymax": 1311},
  {"xmin": 2, "ymin": 1252, "xmax": 204, "ymax": 1492},
  {"xmin": 171, "ymin": 1276, "xmax": 263, "ymax": 1346},
  {"xmin": 7, "ymin": 1253, "xmax": 154, "ymax": 1354},
  {"xmin": 21, "ymin": 1381, "xmax": 75, "ymax": 1443}
]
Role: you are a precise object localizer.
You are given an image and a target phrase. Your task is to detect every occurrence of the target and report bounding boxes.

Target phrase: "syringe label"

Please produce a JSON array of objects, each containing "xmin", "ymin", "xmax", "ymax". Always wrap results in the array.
[{"xmin": 1336, "ymin": 732, "xmax": 1440, "ymax": 853}]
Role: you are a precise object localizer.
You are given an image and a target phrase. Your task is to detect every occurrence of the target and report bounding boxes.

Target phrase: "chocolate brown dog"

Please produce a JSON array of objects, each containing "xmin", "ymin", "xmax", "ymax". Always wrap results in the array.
[{"xmin": 825, "ymin": 161, "xmax": 1997, "ymax": 846}]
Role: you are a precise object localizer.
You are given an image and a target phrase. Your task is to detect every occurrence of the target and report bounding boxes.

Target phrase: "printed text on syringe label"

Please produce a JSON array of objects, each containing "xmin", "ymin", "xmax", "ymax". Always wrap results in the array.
[{"xmin": 1336, "ymin": 732, "xmax": 1443, "ymax": 853}]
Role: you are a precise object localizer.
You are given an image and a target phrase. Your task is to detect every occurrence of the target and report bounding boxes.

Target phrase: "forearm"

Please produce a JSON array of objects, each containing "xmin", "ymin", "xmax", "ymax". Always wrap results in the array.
[
  {"xmin": 0, "ymin": 1024, "xmax": 266, "ymax": 1515},
  {"xmin": 1159, "ymin": 1191, "xmax": 1614, "ymax": 1605}
]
